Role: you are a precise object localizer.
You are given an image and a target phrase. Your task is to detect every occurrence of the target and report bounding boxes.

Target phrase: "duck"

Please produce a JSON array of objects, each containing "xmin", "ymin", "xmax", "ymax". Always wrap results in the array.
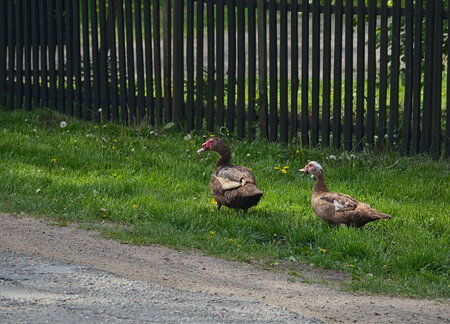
[
  {"xmin": 298, "ymin": 161, "xmax": 391, "ymax": 227},
  {"xmin": 197, "ymin": 137, "xmax": 263, "ymax": 212}
]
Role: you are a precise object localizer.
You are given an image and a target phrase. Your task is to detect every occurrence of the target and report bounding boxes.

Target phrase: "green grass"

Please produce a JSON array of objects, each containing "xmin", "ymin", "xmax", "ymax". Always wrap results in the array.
[{"xmin": 0, "ymin": 108, "xmax": 449, "ymax": 299}]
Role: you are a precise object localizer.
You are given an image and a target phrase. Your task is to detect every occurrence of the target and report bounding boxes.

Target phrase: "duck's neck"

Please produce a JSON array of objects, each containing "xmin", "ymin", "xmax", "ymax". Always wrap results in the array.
[
  {"xmin": 313, "ymin": 173, "xmax": 329, "ymax": 194},
  {"xmin": 216, "ymin": 150, "xmax": 232, "ymax": 168}
]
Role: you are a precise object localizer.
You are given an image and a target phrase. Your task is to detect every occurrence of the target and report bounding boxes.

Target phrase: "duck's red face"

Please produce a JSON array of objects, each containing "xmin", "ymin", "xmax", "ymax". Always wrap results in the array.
[
  {"xmin": 196, "ymin": 138, "xmax": 217, "ymax": 154},
  {"xmin": 298, "ymin": 161, "xmax": 324, "ymax": 177}
]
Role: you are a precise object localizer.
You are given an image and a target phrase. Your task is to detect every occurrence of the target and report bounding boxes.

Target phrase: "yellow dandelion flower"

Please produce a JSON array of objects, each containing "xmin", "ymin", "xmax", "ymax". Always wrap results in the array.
[
  {"xmin": 273, "ymin": 166, "xmax": 280, "ymax": 170},
  {"xmin": 94, "ymin": 125, "xmax": 99, "ymax": 129},
  {"xmin": 228, "ymin": 238, "xmax": 236, "ymax": 242},
  {"xmin": 320, "ymin": 249, "xmax": 328, "ymax": 252},
  {"xmin": 209, "ymin": 231, "xmax": 216, "ymax": 235},
  {"xmin": 209, "ymin": 134, "xmax": 215, "ymax": 137},
  {"xmin": 132, "ymin": 204, "xmax": 138, "ymax": 209},
  {"xmin": 281, "ymin": 169, "xmax": 287, "ymax": 174},
  {"xmin": 50, "ymin": 158, "xmax": 57, "ymax": 163},
  {"xmin": 236, "ymin": 244, "xmax": 242, "ymax": 247},
  {"xmin": 283, "ymin": 166, "xmax": 289, "ymax": 169},
  {"xmin": 277, "ymin": 154, "xmax": 282, "ymax": 157},
  {"xmin": 112, "ymin": 146, "xmax": 117, "ymax": 150},
  {"xmin": 295, "ymin": 149, "xmax": 300, "ymax": 154},
  {"xmin": 209, "ymin": 198, "xmax": 218, "ymax": 205}
]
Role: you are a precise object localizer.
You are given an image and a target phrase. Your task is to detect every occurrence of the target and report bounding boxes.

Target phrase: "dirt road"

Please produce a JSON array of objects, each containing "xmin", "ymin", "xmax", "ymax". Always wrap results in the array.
[{"xmin": 0, "ymin": 214, "xmax": 448, "ymax": 323}]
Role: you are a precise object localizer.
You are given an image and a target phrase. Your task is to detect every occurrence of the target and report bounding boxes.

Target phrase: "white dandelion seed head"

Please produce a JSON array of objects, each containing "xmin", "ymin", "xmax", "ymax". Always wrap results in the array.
[
  {"xmin": 328, "ymin": 154, "xmax": 337, "ymax": 160},
  {"xmin": 60, "ymin": 121, "xmax": 67, "ymax": 128}
]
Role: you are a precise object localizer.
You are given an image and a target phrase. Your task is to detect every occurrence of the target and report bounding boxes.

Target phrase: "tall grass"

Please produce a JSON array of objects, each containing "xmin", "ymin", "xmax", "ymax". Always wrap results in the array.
[{"xmin": 0, "ymin": 108, "xmax": 448, "ymax": 298}]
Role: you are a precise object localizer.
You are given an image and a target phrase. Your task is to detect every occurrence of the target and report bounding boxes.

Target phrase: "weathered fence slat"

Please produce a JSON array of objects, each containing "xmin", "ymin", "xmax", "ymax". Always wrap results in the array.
[
  {"xmin": 72, "ymin": 0, "xmax": 81, "ymax": 118},
  {"xmin": 322, "ymin": 0, "xmax": 331, "ymax": 147},
  {"xmin": 163, "ymin": 0, "xmax": 171, "ymax": 123},
  {"xmin": 216, "ymin": 0, "xmax": 225, "ymax": 129},
  {"xmin": 332, "ymin": 0, "xmax": 343, "ymax": 148},
  {"xmin": 279, "ymin": 0, "xmax": 288, "ymax": 143},
  {"xmin": 269, "ymin": 0, "xmax": 277, "ymax": 142},
  {"xmin": 81, "ymin": 0, "xmax": 91, "ymax": 120},
  {"xmin": 258, "ymin": 0, "xmax": 268, "ymax": 139},
  {"xmin": 46, "ymin": 0, "xmax": 56, "ymax": 111},
  {"xmin": 98, "ymin": 0, "xmax": 109, "ymax": 120},
  {"xmin": 402, "ymin": 0, "xmax": 414, "ymax": 154},
  {"xmin": 125, "ymin": 0, "xmax": 136, "ymax": 122},
  {"xmin": 152, "ymin": 0, "xmax": 162, "ymax": 126},
  {"xmin": 144, "ymin": 0, "xmax": 154, "ymax": 125},
  {"xmin": 31, "ymin": 0, "xmax": 39, "ymax": 107},
  {"xmin": 311, "ymin": 0, "xmax": 320, "ymax": 147},
  {"xmin": 186, "ymin": 0, "xmax": 194, "ymax": 130},
  {"xmin": 301, "ymin": 0, "xmax": 309, "ymax": 146},
  {"xmin": 23, "ymin": 0, "xmax": 31, "ymax": 111},
  {"xmin": 378, "ymin": 0, "xmax": 388, "ymax": 143},
  {"xmin": 195, "ymin": 0, "xmax": 204, "ymax": 130},
  {"xmin": 55, "ymin": 0, "xmax": 64, "ymax": 114},
  {"xmin": 38, "ymin": 0, "xmax": 48, "ymax": 108},
  {"xmin": 227, "ymin": 0, "xmax": 236, "ymax": 133},
  {"xmin": 389, "ymin": 0, "xmax": 401, "ymax": 148},
  {"xmin": 207, "ymin": 0, "xmax": 215, "ymax": 132},
  {"xmin": 108, "ymin": 0, "xmax": 119, "ymax": 122},
  {"xmin": 421, "ymin": 1, "xmax": 434, "ymax": 153},
  {"xmin": 135, "ymin": 0, "xmax": 146, "ymax": 122},
  {"xmin": 366, "ymin": 0, "xmax": 376, "ymax": 146},
  {"xmin": 237, "ymin": 0, "xmax": 245, "ymax": 139},
  {"xmin": 447, "ymin": 0, "xmax": 450, "ymax": 158},
  {"xmin": 172, "ymin": 0, "xmax": 184, "ymax": 126},
  {"xmin": 412, "ymin": 0, "xmax": 423, "ymax": 154},
  {"xmin": 247, "ymin": 0, "xmax": 256, "ymax": 139},
  {"xmin": 15, "ymin": 0, "xmax": 23, "ymax": 109},
  {"xmin": 0, "ymin": 0, "xmax": 6, "ymax": 106},
  {"xmin": 355, "ymin": 0, "xmax": 365, "ymax": 150},
  {"xmin": 344, "ymin": 0, "xmax": 353, "ymax": 151},
  {"xmin": 90, "ymin": 0, "xmax": 100, "ymax": 121},
  {"xmin": 431, "ymin": 0, "xmax": 442, "ymax": 158},
  {"xmin": 290, "ymin": 0, "xmax": 298, "ymax": 140},
  {"xmin": 64, "ymin": 0, "xmax": 73, "ymax": 115},
  {"xmin": 117, "ymin": 0, "xmax": 128, "ymax": 124}
]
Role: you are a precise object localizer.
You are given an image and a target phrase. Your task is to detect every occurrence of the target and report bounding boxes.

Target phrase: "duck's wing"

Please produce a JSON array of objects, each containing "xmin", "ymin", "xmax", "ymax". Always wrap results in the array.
[
  {"xmin": 213, "ymin": 166, "xmax": 256, "ymax": 191},
  {"xmin": 319, "ymin": 193, "xmax": 359, "ymax": 212}
]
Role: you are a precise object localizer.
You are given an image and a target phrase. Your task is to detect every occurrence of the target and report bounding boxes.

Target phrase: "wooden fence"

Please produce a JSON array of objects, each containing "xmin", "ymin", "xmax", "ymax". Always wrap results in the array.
[{"xmin": 0, "ymin": 0, "xmax": 449, "ymax": 157}]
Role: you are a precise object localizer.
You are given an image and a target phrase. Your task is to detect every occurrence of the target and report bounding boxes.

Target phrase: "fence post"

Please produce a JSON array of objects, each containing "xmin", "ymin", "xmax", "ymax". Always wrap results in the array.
[
  {"xmin": 290, "ymin": 0, "xmax": 298, "ymax": 140},
  {"xmin": 279, "ymin": 0, "xmax": 288, "ymax": 143},
  {"xmin": 389, "ymin": 0, "xmax": 401, "ymax": 148},
  {"xmin": 172, "ymin": 0, "xmax": 184, "ymax": 126},
  {"xmin": 311, "ymin": 0, "xmax": 320, "ymax": 147},
  {"xmin": 402, "ymin": 0, "xmax": 414, "ymax": 155},
  {"xmin": 446, "ymin": 0, "xmax": 450, "ymax": 158},
  {"xmin": 301, "ymin": 0, "xmax": 309, "ymax": 146},
  {"xmin": 0, "ymin": 0, "xmax": 6, "ymax": 105},
  {"xmin": 431, "ymin": 0, "xmax": 442, "ymax": 158},
  {"xmin": 258, "ymin": 0, "xmax": 268, "ymax": 139},
  {"xmin": 344, "ymin": 0, "xmax": 353, "ymax": 150},
  {"xmin": 207, "ymin": 0, "xmax": 215, "ymax": 132},
  {"xmin": 163, "ymin": 0, "xmax": 172, "ymax": 123},
  {"xmin": 355, "ymin": 0, "xmax": 365, "ymax": 150},
  {"xmin": 332, "ymin": 0, "xmax": 343, "ymax": 148}
]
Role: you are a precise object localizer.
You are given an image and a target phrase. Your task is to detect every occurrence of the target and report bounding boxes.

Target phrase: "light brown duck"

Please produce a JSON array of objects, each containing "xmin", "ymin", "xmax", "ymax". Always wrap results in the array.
[
  {"xmin": 299, "ymin": 161, "xmax": 391, "ymax": 227},
  {"xmin": 197, "ymin": 138, "xmax": 263, "ymax": 212}
]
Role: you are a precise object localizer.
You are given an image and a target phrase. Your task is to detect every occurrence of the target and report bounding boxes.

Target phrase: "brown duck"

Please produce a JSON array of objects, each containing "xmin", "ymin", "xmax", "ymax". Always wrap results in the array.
[
  {"xmin": 197, "ymin": 137, "xmax": 263, "ymax": 212},
  {"xmin": 299, "ymin": 161, "xmax": 391, "ymax": 227}
]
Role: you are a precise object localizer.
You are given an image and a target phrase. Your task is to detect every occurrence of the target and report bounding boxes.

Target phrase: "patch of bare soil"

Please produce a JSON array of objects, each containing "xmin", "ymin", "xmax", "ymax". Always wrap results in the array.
[{"xmin": 0, "ymin": 214, "xmax": 448, "ymax": 324}]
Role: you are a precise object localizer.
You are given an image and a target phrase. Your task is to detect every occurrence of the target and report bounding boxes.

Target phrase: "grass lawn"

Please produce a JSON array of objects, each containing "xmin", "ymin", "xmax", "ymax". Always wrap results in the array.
[{"xmin": 0, "ymin": 108, "xmax": 448, "ymax": 299}]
